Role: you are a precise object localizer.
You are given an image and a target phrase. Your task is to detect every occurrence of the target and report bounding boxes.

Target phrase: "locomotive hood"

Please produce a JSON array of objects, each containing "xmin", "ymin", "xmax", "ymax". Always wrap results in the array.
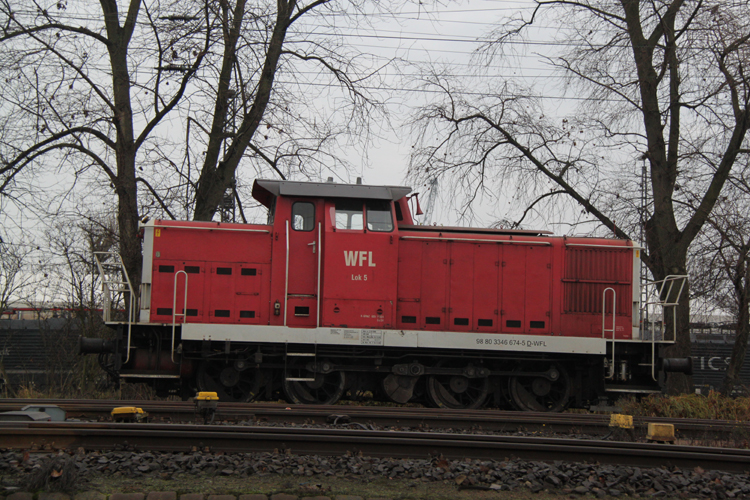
[{"xmin": 252, "ymin": 179, "xmax": 412, "ymax": 208}]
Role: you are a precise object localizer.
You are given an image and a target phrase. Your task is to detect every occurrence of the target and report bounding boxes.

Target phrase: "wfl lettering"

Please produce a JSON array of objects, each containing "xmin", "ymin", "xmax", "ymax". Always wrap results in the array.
[{"xmin": 344, "ymin": 250, "xmax": 376, "ymax": 267}]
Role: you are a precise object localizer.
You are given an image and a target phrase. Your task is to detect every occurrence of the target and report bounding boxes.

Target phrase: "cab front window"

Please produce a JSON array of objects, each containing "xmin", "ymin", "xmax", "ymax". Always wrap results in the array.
[
  {"xmin": 335, "ymin": 199, "xmax": 364, "ymax": 230},
  {"xmin": 366, "ymin": 200, "xmax": 393, "ymax": 232}
]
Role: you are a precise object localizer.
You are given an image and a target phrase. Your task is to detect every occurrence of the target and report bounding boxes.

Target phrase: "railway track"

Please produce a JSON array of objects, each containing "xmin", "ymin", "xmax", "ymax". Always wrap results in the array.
[
  {"xmin": 1, "ymin": 399, "xmax": 748, "ymax": 441},
  {"xmin": 1, "ymin": 421, "xmax": 750, "ymax": 473}
]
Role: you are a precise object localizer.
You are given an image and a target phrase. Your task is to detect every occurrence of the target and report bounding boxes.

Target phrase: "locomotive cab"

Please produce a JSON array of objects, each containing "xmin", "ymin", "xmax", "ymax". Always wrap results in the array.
[
  {"xmin": 252, "ymin": 179, "xmax": 412, "ymax": 330},
  {"xmin": 320, "ymin": 197, "xmax": 400, "ymax": 329}
]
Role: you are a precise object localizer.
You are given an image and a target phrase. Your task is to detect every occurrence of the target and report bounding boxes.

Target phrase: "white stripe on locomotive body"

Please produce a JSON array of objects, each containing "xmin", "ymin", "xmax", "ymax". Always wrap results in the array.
[{"xmin": 180, "ymin": 324, "xmax": 607, "ymax": 355}]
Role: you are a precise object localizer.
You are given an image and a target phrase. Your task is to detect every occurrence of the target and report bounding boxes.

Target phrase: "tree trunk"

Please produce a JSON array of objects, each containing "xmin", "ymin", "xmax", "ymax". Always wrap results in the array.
[
  {"xmin": 720, "ymin": 256, "xmax": 750, "ymax": 395},
  {"xmin": 662, "ymin": 289, "xmax": 693, "ymax": 395},
  {"xmin": 645, "ymin": 216, "xmax": 693, "ymax": 394},
  {"xmin": 115, "ymin": 149, "xmax": 143, "ymax": 308},
  {"xmin": 193, "ymin": 0, "xmax": 295, "ymax": 221},
  {"xmin": 102, "ymin": 0, "xmax": 143, "ymax": 308}
]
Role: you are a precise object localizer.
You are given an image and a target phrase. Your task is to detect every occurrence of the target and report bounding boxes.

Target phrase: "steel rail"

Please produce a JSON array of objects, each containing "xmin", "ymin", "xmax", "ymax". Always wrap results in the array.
[
  {"xmin": 1, "ymin": 399, "xmax": 746, "ymax": 439},
  {"xmin": 2, "ymin": 422, "xmax": 750, "ymax": 473}
]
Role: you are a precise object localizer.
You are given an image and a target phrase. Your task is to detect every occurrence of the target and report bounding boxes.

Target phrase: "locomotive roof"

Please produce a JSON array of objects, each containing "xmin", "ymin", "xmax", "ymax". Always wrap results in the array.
[{"xmin": 252, "ymin": 179, "xmax": 412, "ymax": 208}]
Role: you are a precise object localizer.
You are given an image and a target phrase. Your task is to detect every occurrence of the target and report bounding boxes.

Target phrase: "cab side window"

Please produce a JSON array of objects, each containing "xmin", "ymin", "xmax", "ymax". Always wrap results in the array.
[
  {"xmin": 292, "ymin": 202, "xmax": 315, "ymax": 231},
  {"xmin": 366, "ymin": 200, "xmax": 393, "ymax": 232},
  {"xmin": 266, "ymin": 197, "xmax": 276, "ymax": 225},
  {"xmin": 335, "ymin": 199, "xmax": 364, "ymax": 230}
]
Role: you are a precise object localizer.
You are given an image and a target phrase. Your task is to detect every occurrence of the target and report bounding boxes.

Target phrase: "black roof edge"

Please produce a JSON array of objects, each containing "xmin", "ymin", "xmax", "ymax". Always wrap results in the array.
[{"xmin": 252, "ymin": 179, "xmax": 412, "ymax": 208}]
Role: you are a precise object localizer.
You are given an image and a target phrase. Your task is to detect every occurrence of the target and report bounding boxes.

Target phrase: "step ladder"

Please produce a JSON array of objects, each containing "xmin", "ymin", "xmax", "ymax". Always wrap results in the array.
[
  {"xmin": 284, "ymin": 343, "xmax": 318, "ymax": 382},
  {"xmin": 94, "ymin": 251, "xmax": 135, "ymax": 363}
]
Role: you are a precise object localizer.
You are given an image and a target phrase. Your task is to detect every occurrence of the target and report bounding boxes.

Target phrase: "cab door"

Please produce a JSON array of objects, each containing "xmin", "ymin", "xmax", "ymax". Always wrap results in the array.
[
  {"xmin": 285, "ymin": 198, "xmax": 323, "ymax": 327},
  {"xmin": 321, "ymin": 198, "xmax": 398, "ymax": 328}
]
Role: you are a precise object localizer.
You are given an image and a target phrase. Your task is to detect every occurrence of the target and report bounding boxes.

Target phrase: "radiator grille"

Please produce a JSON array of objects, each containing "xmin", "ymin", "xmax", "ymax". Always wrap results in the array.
[{"xmin": 563, "ymin": 247, "xmax": 631, "ymax": 315}]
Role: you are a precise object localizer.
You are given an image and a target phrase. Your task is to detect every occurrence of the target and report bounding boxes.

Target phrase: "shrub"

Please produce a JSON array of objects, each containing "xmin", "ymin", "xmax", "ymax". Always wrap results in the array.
[{"xmin": 619, "ymin": 391, "xmax": 750, "ymax": 421}]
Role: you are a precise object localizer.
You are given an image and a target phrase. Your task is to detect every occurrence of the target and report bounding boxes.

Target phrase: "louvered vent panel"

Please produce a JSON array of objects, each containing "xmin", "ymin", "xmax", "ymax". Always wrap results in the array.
[{"xmin": 563, "ymin": 248, "xmax": 631, "ymax": 315}]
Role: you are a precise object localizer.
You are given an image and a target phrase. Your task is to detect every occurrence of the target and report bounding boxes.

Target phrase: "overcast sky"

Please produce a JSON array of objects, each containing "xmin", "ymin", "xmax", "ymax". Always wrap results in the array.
[{"xmin": 320, "ymin": 0, "xmax": 572, "ymax": 227}]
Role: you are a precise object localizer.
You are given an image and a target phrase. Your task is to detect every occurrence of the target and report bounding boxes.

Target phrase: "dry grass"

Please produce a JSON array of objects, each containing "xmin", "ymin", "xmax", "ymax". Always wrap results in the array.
[
  {"xmin": 80, "ymin": 472, "xmax": 565, "ymax": 500},
  {"xmin": 8, "ymin": 380, "xmax": 164, "ymax": 401},
  {"xmin": 619, "ymin": 391, "xmax": 750, "ymax": 421}
]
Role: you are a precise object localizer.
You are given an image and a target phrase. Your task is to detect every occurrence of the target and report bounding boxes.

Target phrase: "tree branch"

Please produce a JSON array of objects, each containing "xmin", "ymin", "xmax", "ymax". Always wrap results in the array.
[
  {"xmin": 513, "ymin": 190, "xmax": 567, "ymax": 228},
  {"xmin": 1, "ymin": 126, "xmax": 116, "ymax": 178},
  {"xmin": 247, "ymin": 143, "xmax": 287, "ymax": 180},
  {"xmin": 288, "ymin": 0, "xmax": 330, "ymax": 26},
  {"xmin": 136, "ymin": 177, "xmax": 176, "ymax": 220},
  {"xmin": 1, "ymin": 20, "xmax": 109, "ymax": 45}
]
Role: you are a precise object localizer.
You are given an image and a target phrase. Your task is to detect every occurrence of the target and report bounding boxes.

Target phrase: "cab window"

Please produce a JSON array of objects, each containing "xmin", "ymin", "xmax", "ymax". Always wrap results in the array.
[
  {"xmin": 292, "ymin": 202, "xmax": 315, "ymax": 231},
  {"xmin": 335, "ymin": 199, "xmax": 364, "ymax": 230},
  {"xmin": 366, "ymin": 200, "xmax": 393, "ymax": 232},
  {"xmin": 266, "ymin": 197, "xmax": 276, "ymax": 225}
]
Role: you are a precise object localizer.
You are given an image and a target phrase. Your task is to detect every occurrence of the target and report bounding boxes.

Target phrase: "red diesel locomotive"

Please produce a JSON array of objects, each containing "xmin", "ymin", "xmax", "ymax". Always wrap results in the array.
[{"xmin": 80, "ymin": 179, "xmax": 691, "ymax": 410}]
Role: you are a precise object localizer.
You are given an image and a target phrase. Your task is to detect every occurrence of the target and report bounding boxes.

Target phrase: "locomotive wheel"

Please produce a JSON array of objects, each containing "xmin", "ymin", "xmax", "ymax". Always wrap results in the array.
[
  {"xmin": 426, "ymin": 361, "xmax": 489, "ymax": 409},
  {"xmin": 283, "ymin": 359, "xmax": 346, "ymax": 405},
  {"xmin": 196, "ymin": 360, "xmax": 261, "ymax": 403},
  {"xmin": 508, "ymin": 363, "xmax": 570, "ymax": 412}
]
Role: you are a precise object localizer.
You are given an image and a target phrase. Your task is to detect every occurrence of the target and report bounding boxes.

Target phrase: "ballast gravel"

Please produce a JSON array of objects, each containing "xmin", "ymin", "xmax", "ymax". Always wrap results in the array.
[{"xmin": 2, "ymin": 450, "xmax": 750, "ymax": 499}]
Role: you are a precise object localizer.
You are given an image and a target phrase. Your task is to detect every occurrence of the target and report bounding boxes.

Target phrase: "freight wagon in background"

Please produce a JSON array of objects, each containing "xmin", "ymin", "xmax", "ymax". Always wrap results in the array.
[
  {"xmin": 79, "ymin": 179, "xmax": 692, "ymax": 411},
  {"xmin": 0, "ymin": 318, "xmax": 79, "ymax": 392},
  {"xmin": 691, "ymin": 324, "xmax": 750, "ymax": 395}
]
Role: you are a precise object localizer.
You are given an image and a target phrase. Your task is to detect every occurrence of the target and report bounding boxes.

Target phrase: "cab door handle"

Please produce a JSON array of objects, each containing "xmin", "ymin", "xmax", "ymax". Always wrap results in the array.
[{"xmin": 307, "ymin": 241, "xmax": 316, "ymax": 254}]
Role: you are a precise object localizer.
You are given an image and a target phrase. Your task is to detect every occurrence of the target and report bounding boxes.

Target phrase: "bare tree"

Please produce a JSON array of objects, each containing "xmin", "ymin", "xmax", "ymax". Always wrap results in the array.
[
  {"xmin": 0, "ymin": 0, "xmax": 209, "ymax": 294},
  {"xmin": 43, "ymin": 213, "xmax": 117, "ymax": 316},
  {"xmin": 0, "ymin": 233, "xmax": 41, "ymax": 314},
  {"xmin": 1, "ymin": 0, "xmax": 405, "ymax": 302},
  {"xmin": 691, "ymin": 166, "xmax": 750, "ymax": 395},
  {"xmin": 410, "ymin": 0, "xmax": 750, "ymax": 393},
  {"xmin": 189, "ymin": 0, "xmax": 392, "ymax": 221},
  {"xmin": 0, "ymin": 240, "xmax": 24, "ymax": 313}
]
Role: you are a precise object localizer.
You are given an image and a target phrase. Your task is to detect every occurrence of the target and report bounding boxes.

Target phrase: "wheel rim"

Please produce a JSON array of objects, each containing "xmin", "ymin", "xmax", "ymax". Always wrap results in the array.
[
  {"xmin": 509, "ymin": 363, "xmax": 570, "ymax": 412},
  {"xmin": 283, "ymin": 359, "xmax": 346, "ymax": 405},
  {"xmin": 426, "ymin": 361, "xmax": 488, "ymax": 409},
  {"xmin": 196, "ymin": 360, "xmax": 260, "ymax": 403}
]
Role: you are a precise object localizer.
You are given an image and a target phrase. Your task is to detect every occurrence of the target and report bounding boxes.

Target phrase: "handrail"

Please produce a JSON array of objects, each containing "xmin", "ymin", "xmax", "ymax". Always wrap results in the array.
[
  {"xmin": 400, "ymin": 236, "xmax": 551, "ymax": 245},
  {"xmin": 171, "ymin": 270, "xmax": 188, "ymax": 363},
  {"xmin": 602, "ymin": 287, "xmax": 616, "ymax": 379},
  {"xmin": 284, "ymin": 220, "xmax": 290, "ymax": 327},
  {"xmin": 639, "ymin": 275, "xmax": 688, "ymax": 381},
  {"xmin": 565, "ymin": 243, "xmax": 639, "ymax": 249},
  {"xmin": 316, "ymin": 222, "xmax": 322, "ymax": 328},
  {"xmin": 93, "ymin": 251, "xmax": 135, "ymax": 364},
  {"xmin": 655, "ymin": 275, "xmax": 688, "ymax": 308},
  {"xmin": 150, "ymin": 225, "xmax": 270, "ymax": 233}
]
